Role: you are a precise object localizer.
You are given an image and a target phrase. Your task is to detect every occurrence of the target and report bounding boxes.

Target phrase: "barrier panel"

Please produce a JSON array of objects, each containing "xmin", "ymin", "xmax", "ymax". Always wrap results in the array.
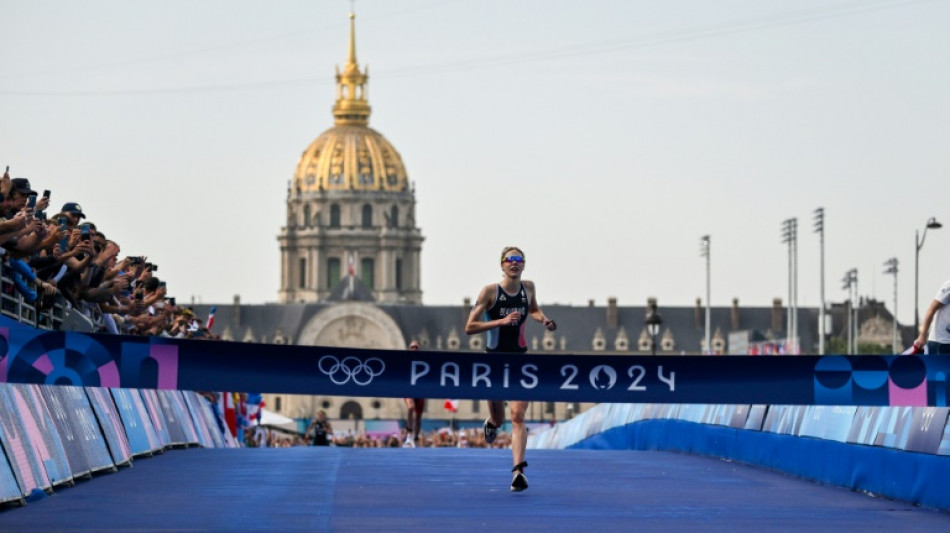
[
  {"xmin": 85, "ymin": 387, "xmax": 133, "ymax": 466},
  {"xmin": 166, "ymin": 390, "xmax": 200, "ymax": 446},
  {"xmin": 109, "ymin": 388, "xmax": 163, "ymax": 457},
  {"xmin": 155, "ymin": 390, "xmax": 190, "ymax": 446},
  {"xmin": 139, "ymin": 389, "xmax": 171, "ymax": 449},
  {"xmin": 0, "ymin": 451, "xmax": 20, "ymax": 505},
  {"xmin": 182, "ymin": 391, "xmax": 218, "ymax": 449},
  {"xmin": 14, "ymin": 385, "xmax": 71, "ymax": 486},
  {"xmin": 39, "ymin": 386, "xmax": 115, "ymax": 478},
  {"xmin": 0, "ymin": 384, "xmax": 52, "ymax": 497}
]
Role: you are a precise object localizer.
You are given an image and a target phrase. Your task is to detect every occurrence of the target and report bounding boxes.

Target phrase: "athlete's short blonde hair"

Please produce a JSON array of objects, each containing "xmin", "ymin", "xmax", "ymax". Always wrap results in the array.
[{"xmin": 500, "ymin": 246, "xmax": 525, "ymax": 262}]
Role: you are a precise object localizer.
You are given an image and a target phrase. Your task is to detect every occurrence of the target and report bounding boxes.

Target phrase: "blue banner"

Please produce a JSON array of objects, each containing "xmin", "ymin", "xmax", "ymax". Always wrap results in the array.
[{"xmin": 1, "ymin": 316, "xmax": 950, "ymax": 406}]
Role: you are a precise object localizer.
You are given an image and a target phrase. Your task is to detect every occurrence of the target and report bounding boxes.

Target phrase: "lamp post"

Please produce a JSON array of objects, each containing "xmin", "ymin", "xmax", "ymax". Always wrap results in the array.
[
  {"xmin": 699, "ymin": 235, "xmax": 710, "ymax": 354},
  {"xmin": 883, "ymin": 258, "xmax": 898, "ymax": 352},
  {"xmin": 813, "ymin": 208, "xmax": 825, "ymax": 355},
  {"xmin": 914, "ymin": 217, "xmax": 942, "ymax": 336},
  {"xmin": 645, "ymin": 300, "xmax": 663, "ymax": 356},
  {"xmin": 841, "ymin": 269, "xmax": 857, "ymax": 354},
  {"xmin": 781, "ymin": 218, "xmax": 798, "ymax": 353}
]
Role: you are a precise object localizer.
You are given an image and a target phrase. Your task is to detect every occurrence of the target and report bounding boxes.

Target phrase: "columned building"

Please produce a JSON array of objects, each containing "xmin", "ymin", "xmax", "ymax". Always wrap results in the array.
[{"xmin": 278, "ymin": 12, "xmax": 423, "ymax": 305}]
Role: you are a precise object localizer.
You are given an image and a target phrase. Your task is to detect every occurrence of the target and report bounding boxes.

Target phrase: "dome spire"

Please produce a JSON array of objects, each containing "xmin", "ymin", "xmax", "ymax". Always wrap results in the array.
[{"xmin": 333, "ymin": 11, "xmax": 371, "ymax": 126}]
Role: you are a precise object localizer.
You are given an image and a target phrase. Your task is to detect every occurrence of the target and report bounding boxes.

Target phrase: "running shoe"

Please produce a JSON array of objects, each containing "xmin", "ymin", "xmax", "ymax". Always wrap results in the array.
[
  {"xmin": 403, "ymin": 437, "xmax": 415, "ymax": 448},
  {"xmin": 483, "ymin": 418, "xmax": 498, "ymax": 445},
  {"xmin": 510, "ymin": 472, "xmax": 528, "ymax": 492}
]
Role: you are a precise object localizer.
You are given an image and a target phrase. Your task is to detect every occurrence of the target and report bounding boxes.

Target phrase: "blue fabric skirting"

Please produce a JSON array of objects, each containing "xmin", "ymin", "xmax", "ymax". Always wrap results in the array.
[{"xmin": 570, "ymin": 419, "xmax": 950, "ymax": 511}]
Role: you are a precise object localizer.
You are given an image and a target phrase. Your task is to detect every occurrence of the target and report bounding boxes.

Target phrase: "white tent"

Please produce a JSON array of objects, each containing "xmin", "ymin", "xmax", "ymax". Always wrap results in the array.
[{"xmin": 259, "ymin": 408, "xmax": 300, "ymax": 433}]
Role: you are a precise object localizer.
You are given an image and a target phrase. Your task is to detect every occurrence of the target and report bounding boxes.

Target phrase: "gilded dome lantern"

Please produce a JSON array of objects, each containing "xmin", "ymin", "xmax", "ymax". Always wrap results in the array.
[
  {"xmin": 292, "ymin": 13, "xmax": 409, "ymax": 194},
  {"xmin": 279, "ymin": 12, "xmax": 423, "ymax": 306}
]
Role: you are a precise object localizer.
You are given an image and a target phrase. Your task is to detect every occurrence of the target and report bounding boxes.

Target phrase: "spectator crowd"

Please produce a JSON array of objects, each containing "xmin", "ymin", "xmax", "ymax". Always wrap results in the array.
[
  {"xmin": 245, "ymin": 425, "xmax": 514, "ymax": 449},
  {"xmin": 0, "ymin": 166, "xmax": 215, "ymax": 338},
  {"xmin": 2, "ymin": 165, "xmax": 523, "ymax": 454}
]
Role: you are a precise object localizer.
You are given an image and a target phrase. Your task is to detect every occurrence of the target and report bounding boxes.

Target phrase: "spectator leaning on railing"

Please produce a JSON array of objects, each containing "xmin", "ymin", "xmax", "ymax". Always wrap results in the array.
[{"xmin": 0, "ymin": 164, "xmax": 216, "ymax": 339}]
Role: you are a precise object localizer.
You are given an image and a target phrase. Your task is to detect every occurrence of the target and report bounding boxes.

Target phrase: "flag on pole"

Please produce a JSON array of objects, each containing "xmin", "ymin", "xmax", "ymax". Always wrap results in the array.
[
  {"xmin": 219, "ymin": 392, "xmax": 237, "ymax": 437},
  {"xmin": 246, "ymin": 393, "xmax": 265, "ymax": 424},
  {"xmin": 443, "ymin": 399, "xmax": 459, "ymax": 413},
  {"xmin": 206, "ymin": 306, "xmax": 217, "ymax": 331}
]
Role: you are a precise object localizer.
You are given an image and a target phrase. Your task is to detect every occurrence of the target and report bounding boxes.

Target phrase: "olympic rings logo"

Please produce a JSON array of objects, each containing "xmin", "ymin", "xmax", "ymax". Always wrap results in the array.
[{"xmin": 318, "ymin": 355, "xmax": 385, "ymax": 386}]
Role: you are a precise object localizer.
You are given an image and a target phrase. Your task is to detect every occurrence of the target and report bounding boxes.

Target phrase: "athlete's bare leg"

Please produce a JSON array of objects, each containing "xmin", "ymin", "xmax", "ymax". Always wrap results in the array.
[
  {"xmin": 487, "ymin": 399, "xmax": 505, "ymax": 429},
  {"xmin": 509, "ymin": 400, "xmax": 528, "ymax": 467}
]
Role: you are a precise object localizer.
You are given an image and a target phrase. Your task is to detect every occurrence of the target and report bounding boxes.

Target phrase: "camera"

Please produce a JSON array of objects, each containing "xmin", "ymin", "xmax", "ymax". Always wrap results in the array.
[{"xmin": 80, "ymin": 223, "xmax": 91, "ymax": 241}]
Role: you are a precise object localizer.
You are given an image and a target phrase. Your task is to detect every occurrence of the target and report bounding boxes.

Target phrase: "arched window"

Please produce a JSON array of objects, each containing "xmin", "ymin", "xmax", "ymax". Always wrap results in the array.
[
  {"xmin": 303, "ymin": 205, "xmax": 311, "ymax": 228},
  {"xmin": 340, "ymin": 400, "xmax": 363, "ymax": 420},
  {"xmin": 361, "ymin": 204, "xmax": 373, "ymax": 228},
  {"xmin": 389, "ymin": 205, "xmax": 399, "ymax": 228},
  {"xmin": 298, "ymin": 258, "xmax": 307, "ymax": 289},
  {"xmin": 330, "ymin": 204, "xmax": 341, "ymax": 227}
]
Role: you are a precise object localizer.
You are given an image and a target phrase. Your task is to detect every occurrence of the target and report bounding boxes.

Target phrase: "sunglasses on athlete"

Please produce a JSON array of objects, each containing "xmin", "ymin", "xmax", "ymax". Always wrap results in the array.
[{"xmin": 503, "ymin": 256, "xmax": 524, "ymax": 263}]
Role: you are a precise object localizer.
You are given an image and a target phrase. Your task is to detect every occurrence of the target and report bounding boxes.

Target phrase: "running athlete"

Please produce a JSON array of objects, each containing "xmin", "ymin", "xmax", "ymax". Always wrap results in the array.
[
  {"xmin": 465, "ymin": 246, "xmax": 556, "ymax": 492},
  {"xmin": 403, "ymin": 340, "xmax": 425, "ymax": 447}
]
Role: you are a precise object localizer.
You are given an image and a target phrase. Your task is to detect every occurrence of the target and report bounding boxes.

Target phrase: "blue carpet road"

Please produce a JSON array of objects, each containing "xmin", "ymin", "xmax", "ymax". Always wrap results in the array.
[{"xmin": 0, "ymin": 447, "xmax": 947, "ymax": 532}]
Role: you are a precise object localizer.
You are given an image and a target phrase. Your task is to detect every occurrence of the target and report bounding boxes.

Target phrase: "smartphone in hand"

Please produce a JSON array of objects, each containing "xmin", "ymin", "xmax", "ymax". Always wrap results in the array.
[
  {"xmin": 57, "ymin": 216, "xmax": 68, "ymax": 250},
  {"xmin": 80, "ymin": 223, "xmax": 91, "ymax": 241}
]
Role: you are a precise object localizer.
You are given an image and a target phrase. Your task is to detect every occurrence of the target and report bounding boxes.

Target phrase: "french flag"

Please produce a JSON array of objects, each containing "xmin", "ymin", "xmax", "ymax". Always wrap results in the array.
[
  {"xmin": 443, "ymin": 399, "xmax": 459, "ymax": 413},
  {"xmin": 206, "ymin": 306, "xmax": 217, "ymax": 331},
  {"xmin": 246, "ymin": 393, "xmax": 265, "ymax": 424},
  {"xmin": 218, "ymin": 392, "xmax": 237, "ymax": 437}
]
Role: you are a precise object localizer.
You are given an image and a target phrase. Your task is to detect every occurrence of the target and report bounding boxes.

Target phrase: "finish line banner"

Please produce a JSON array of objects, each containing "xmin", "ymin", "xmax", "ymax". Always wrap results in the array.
[{"xmin": 1, "ymin": 317, "xmax": 948, "ymax": 406}]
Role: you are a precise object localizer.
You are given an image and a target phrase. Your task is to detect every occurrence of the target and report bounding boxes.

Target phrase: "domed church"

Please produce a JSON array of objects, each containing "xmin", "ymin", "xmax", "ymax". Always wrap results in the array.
[{"xmin": 278, "ymin": 12, "xmax": 423, "ymax": 306}]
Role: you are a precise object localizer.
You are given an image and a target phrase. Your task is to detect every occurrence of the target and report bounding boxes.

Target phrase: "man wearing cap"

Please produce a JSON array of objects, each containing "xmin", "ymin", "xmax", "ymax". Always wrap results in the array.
[
  {"xmin": 1, "ymin": 178, "xmax": 49, "ymax": 256},
  {"xmin": 61, "ymin": 202, "xmax": 86, "ymax": 226}
]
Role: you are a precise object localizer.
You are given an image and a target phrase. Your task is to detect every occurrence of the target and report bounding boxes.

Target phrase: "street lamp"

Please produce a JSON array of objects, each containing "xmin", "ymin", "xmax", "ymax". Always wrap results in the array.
[
  {"xmin": 883, "ymin": 258, "xmax": 898, "ymax": 352},
  {"xmin": 813, "ymin": 208, "xmax": 825, "ymax": 355},
  {"xmin": 841, "ymin": 269, "xmax": 857, "ymax": 354},
  {"xmin": 699, "ymin": 235, "xmax": 710, "ymax": 354},
  {"xmin": 781, "ymin": 218, "xmax": 798, "ymax": 353},
  {"xmin": 914, "ymin": 217, "xmax": 942, "ymax": 336},
  {"xmin": 645, "ymin": 300, "xmax": 663, "ymax": 356}
]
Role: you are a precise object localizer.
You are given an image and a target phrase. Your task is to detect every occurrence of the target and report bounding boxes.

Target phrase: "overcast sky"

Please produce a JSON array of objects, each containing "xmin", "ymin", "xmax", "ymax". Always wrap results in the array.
[{"xmin": 2, "ymin": 0, "xmax": 948, "ymax": 326}]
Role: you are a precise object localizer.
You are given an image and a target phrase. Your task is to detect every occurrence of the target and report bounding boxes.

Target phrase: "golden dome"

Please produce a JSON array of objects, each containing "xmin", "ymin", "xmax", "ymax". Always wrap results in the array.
[
  {"xmin": 293, "ymin": 13, "xmax": 408, "ymax": 193},
  {"xmin": 293, "ymin": 125, "xmax": 409, "ymax": 192}
]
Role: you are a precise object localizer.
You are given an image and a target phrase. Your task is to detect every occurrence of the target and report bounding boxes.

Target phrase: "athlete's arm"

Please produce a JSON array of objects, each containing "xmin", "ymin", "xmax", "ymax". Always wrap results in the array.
[
  {"xmin": 525, "ymin": 281, "xmax": 556, "ymax": 331},
  {"xmin": 465, "ymin": 283, "xmax": 515, "ymax": 334}
]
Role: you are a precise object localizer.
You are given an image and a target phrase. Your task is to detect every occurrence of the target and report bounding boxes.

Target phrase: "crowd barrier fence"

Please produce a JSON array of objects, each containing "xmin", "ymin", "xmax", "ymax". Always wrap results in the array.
[{"xmin": 528, "ymin": 403, "xmax": 950, "ymax": 511}]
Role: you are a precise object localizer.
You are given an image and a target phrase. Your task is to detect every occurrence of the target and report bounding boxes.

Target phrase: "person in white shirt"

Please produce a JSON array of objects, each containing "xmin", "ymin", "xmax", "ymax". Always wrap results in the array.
[{"xmin": 914, "ymin": 280, "xmax": 950, "ymax": 354}]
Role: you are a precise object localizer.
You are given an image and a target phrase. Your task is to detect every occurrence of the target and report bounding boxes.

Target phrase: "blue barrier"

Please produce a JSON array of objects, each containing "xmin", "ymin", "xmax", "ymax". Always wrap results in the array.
[
  {"xmin": 569, "ymin": 419, "xmax": 950, "ymax": 511},
  {"xmin": 531, "ymin": 402, "xmax": 950, "ymax": 511}
]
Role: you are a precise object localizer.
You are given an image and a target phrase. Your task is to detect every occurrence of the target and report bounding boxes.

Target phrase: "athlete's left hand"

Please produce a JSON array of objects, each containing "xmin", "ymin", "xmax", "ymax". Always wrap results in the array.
[{"xmin": 543, "ymin": 318, "xmax": 556, "ymax": 331}]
